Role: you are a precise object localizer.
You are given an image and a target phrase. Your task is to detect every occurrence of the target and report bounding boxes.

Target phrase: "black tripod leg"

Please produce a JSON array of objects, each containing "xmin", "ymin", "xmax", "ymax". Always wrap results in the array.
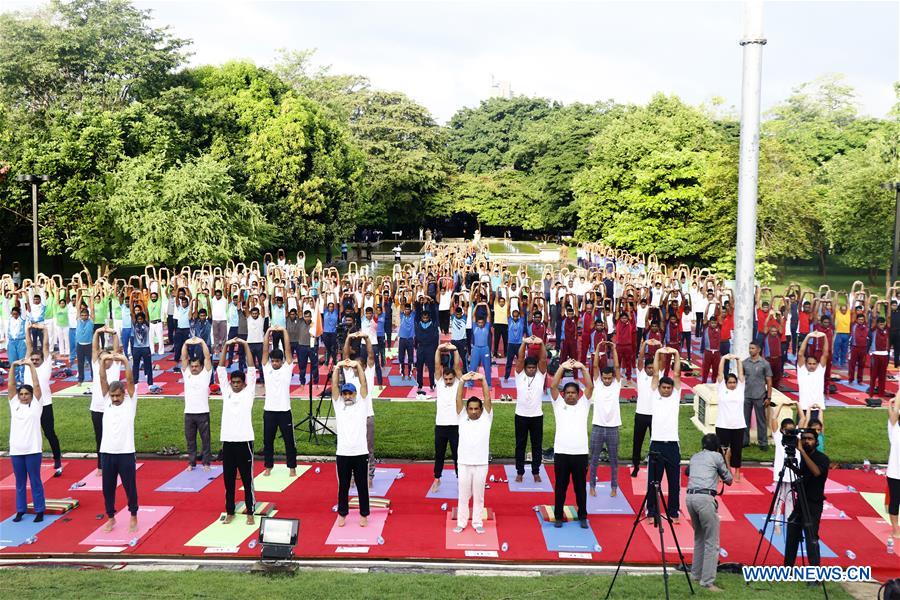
[
  {"xmin": 753, "ymin": 465, "xmax": 790, "ymax": 566},
  {"xmin": 605, "ymin": 490, "xmax": 650, "ymax": 599},
  {"xmin": 657, "ymin": 484, "xmax": 694, "ymax": 597}
]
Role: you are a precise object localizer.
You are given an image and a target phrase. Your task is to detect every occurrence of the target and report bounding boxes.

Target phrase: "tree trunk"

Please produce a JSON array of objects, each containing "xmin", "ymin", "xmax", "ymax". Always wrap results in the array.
[
  {"xmin": 817, "ymin": 246, "xmax": 827, "ymax": 277},
  {"xmin": 868, "ymin": 266, "xmax": 877, "ymax": 286}
]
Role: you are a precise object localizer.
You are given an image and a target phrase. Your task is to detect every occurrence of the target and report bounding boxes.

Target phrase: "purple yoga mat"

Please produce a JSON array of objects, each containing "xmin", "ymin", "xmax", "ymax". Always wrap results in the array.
[
  {"xmin": 426, "ymin": 470, "xmax": 459, "ymax": 499},
  {"xmin": 503, "ymin": 464, "xmax": 553, "ymax": 493},
  {"xmin": 155, "ymin": 465, "xmax": 224, "ymax": 493},
  {"xmin": 350, "ymin": 468, "xmax": 401, "ymax": 497},
  {"xmin": 585, "ymin": 483, "xmax": 635, "ymax": 515}
]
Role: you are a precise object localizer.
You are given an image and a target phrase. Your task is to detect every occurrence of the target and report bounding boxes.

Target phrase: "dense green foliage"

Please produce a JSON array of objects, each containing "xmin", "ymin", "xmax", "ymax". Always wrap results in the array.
[{"xmin": 0, "ymin": 0, "xmax": 896, "ymax": 274}]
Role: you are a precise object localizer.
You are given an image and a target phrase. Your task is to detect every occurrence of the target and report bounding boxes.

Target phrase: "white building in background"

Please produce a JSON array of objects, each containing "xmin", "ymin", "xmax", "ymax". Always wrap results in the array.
[{"xmin": 489, "ymin": 75, "xmax": 512, "ymax": 99}]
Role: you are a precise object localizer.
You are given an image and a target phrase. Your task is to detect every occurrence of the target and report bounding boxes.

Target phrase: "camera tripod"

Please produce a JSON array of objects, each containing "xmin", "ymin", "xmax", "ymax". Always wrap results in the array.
[
  {"xmin": 752, "ymin": 449, "xmax": 828, "ymax": 599},
  {"xmin": 294, "ymin": 364, "xmax": 335, "ymax": 444},
  {"xmin": 606, "ymin": 451, "xmax": 693, "ymax": 600}
]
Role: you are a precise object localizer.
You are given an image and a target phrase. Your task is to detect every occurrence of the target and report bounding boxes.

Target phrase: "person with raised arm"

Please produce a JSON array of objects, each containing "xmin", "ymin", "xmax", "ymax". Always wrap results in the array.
[
  {"xmin": 590, "ymin": 342, "xmax": 622, "ymax": 497},
  {"xmin": 513, "ymin": 336, "xmax": 548, "ymax": 483},
  {"xmin": 181, "ymin": 337, "xmax": 213, "ymax": 472},
  {"xmin": 24, "ymin": 322, "xmax": 62, "ymax": 476},
  {"xmin": 453, "ymin": 370, "xmax": 492, "ymax": 534},
  {"xmin": 98, "ymin": 353, "xmax": 138, "ymax": 533},
  {"xmin": 332, "ymin": 359, "xmax": 370, "ymax": 527},
  {"xmin": 89, "ymin": 326, "xmax": 121, "ymax": 475},
  {"xmin": 8, "ymin": 357, "xmax": 45, "ymax": 523},
  {"xmin": 261, "ymin": 325, "xmax": 297, "ymax": 478},
  {"xmin": 887, "ymin": 391, "xmax": 900, "ymax": 538},
  {"xmin": 647, "ymin": 346, "xmax": 683, "ymax": 523},
  {"xmin": 715, "ymin": 354, "xmax": 746, "ymax": 481},
  {"xmin": 431, "ymin": 342, "xmax": 463, "ymax": 493},
  {"xmin": 797, "ymin": 330, "xmax": 829, "ymax": 422}
]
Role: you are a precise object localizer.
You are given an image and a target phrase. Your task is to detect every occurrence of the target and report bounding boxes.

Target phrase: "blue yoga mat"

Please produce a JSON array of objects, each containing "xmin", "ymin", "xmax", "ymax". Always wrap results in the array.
[
  {"xmin": 351, "ymin": 468, "xmax": 401, "ymax": 497},
  {"xmin": 744, "ymin": 513, "xmax": 837, "ymax": 558},
  {"xmin": 0, "ymin": 514, "xmax": 62, "ymax": 546},
  {"xmin": 426, "ymin": 469, "xmax": 459, "ymax": 499},
  {"xmin": 504, "ymin": 465, "xmax": 553, "ymax": 492},
  {"xmin": 536, "ymin": 512, "xmax": 599, "ymax": 552},
  {"xmin": 585, "ymin": 483, "xmax": 635, "ymax": 515},
  {"xmin": 387, "ymin": 375, "xmax": 415, "ymax": 387},
  {"xmin": 155, "ymin": 465, "xmax": 224, "ymax": 493}
]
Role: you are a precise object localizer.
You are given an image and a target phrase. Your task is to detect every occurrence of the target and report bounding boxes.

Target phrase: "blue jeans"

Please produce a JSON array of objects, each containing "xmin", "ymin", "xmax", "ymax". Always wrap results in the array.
[
  {"xmin": 7, "ymin": 338, "xmax": 26, "ymax": 385},
  {"xmin": 469, "ymin": 345, "xmax": 492, "ymax": 387},
  {"xmin": 121, "ymin": 327, "xmax": 132, "ymax": 357},
  {"xmin": 68, "ymin": 328, "xmax": 77, "ymax": 363},
  {"xmin": 833, "ymin": 333, "xmax": 850, "ymax": 367},
  {"xmin": 12, "ymin": 453, "xmax": 45, "ymax": 514}
]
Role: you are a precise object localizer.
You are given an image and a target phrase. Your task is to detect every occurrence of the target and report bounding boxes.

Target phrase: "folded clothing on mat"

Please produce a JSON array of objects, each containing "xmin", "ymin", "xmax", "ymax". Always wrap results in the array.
[
  {"xmin": 28, "ymin": 497, "xmax": 79, "ymax": 514},
  {"xmin": 350, "ymin": 496, "xmax": 391, "ymax": 509},
  {"xmin": 232, "ymin": 501, "xmax": 276, "ymax": 516},
  {"xmin": 450, "ymin": 506, "xmax": 495, "ymax": 521},
  {"xmin": 539, "ymin": 504, "xmax": 578, "ymax": 522}
]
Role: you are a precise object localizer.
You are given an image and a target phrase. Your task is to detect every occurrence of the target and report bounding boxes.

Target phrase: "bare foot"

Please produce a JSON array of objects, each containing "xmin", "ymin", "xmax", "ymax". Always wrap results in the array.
[
  {"xmin": 672, "ymin": 518, "xmax": 680, "ymax": 525},
  {"xmin": 610, "ymin": 487, "xmax": 618, "ymax": 497},
  {"xmin": 263, "ymin": 469, "xmax": 271, "ymax": 477},
  {"xmin": 515, "ymin": 474, "xmax": 523, "ymax": 483},
  {"xmin": 589, "ymin": 486, "xmax": 597, "ymax": 497},
  {"xmin": 202, "ymin": 465, "xmax": 211, "ymax": 472},
  {"xmin": 128, "ymin": 516, "xmax": 138, "ymax": 533},
  {"xmin": 534, "ymin": 474, "xmax": 542, "ymax": 483},
  {"xmin": 245, "ymin": 514, "xmax": 255, "ymax": 525},
  {"xmin": 337, "ymin": 516, "xmax": 346, "ymax": 527},
  {"xmin": 185, "ymin": 464, "xmax": 194, "ymax": 472},
  {"xmin": 289, "ymin": 468, "xmax": 297, "ymax": 477},
  {"xmin": 430, "ymin": 479, "xmax": 440, "ymax": 493},
  {"xmin": 360, "ymin": 516, "xmax": 368, "ymax": 527},
  {"xmin": 103, "ymin": 518, "xmax": 116, "ymax": 532},
  {"xmin": 368, "ymin": 477, "xmax": 374, "ymax": 489},
  {"xmin": 96, "ymin": 468, "xmax": 103, "ymax": 477},
  {"xmin": 223, "ymin": 514, "xmax": 235, "ymax": 524}
]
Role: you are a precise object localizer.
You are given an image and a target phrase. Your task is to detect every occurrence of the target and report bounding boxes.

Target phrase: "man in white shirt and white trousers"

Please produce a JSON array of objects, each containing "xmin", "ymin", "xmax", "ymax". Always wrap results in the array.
[{"xmin": 454, "ymin": 371, "xmax": 492, "ymax": 534}]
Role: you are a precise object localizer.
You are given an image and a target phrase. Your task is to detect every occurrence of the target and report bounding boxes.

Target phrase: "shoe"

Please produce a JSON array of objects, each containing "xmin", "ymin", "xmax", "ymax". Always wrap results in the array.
[
  {"xmin": 12, "ymin": 512, "xmax": 24, "ymax": 523},
  {"xmin": 553, "ymin": 520, "xmax": 563, "ymax": 528},
  {"xmin": 631, "ymin": 466, "xmax": 639, "ymax": 478},
  {"xmin": 33, "ymin": 512, "xmax": 44, "ymax": 523},
  {"xmin": 474, "ymin": 525, "xmax": 485, "ymax": 534},
  {"xmin": 453, "ymin": 526, "xmax": 464, "ymax": 534},
  {"xmin": 54, "ymin": 466, "xmax": 63, "ymax": 477},
  {"xmin": 702, "ymin": 584, "xmax": 723, "ymax": 592},
  {"xmin": 580, "ymin": 519, "xmax": 589, "ymax": 529}
]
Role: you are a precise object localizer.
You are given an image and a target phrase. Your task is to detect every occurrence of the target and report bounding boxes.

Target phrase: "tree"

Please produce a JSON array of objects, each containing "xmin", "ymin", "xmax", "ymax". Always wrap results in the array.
[{"xmin": 435, "ymin": 170, "xmax": 545, "ymax": 231}]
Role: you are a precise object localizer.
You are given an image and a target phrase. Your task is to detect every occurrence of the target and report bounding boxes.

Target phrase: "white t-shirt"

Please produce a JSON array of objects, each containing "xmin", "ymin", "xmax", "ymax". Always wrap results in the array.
[
  {"xmin": 797, "ymin": 365, "xmax": 826, "ymax": 411},
  {"xmin": 333, "ymin": 395, "xmax": 369, "ymax": 456},
  {"xmin": 514, "ymin": 370, "xmax": 546, "ymax": 418},
  {"xmin": 592, "ymin": 379, "xmax": 622, "ymax": 427},
  {"xmin": 635, "ymin": 370, "xmax": 653, "ymax": 415},
  {"xmin": 650, "ymin": 387, "xmax": 681, "ymax": 442},
  {"xmin": 715, "ymin": 381, "xmax": 746, "ymax": 429},
  {"xmin": 246, "ymin": 315, "xmax": 264, "ymax": 344},
  {"xmin": 458, "ymin": 407, "xmax": 492, "ymax": 465},
  {"xmin": 210, "ymin": 297, "xmax": 227, "ymax": 321},
  {"xmin": 435, "ymin": 379, "xmax": 460, "ymax": 426},
  {"xmin": 552, "ymin": 394, "xmax": 590, "ymax": 455},
  {"xmin": 23, "ymin": 360, "xmax": 52, "ymax": 407},
  {"xmin": 8, "ymin": 398, "xmax": 43, "ymax": 455},
  {"xmin": 887, "ymin": 420, "xmax": 900, "ymax": 480},
  {"xmin": 263, "ymin": 361, "xmax": 295, "ymax": 412},
  {"xmin": 218, "ymin": 367, "xmax": 257, "ymax": 442},
  {"xmin": 100, "ymin": 394, "xmax": 137, "ymax": 454},
  {"xmin": 636, "ymin": 305, "xmax": 649, "ymax": 327},
  {"xmin": 681, "ymin": 312, "xmax": 693, "ymax": 333},
  {"xmin": 183, "ymin": 368, "xmax": 211, "ymax": 414},
  {"xmin": 90, "ymin": 360, "xmax": 121, "ymax": 413},
  {"xmin": 771, "ymin": 429, "xmax": 797, "ymax": 483},
  {"xmin": 343, "ymin": 364, "xmax": 375, "ymax": 417}
]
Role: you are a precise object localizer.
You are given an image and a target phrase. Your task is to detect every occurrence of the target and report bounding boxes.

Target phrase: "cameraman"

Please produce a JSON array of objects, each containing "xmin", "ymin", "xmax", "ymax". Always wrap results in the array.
[
  {"xmin": 684, "ymin": 433, "xmax": 733, "ymax": 592},
  {"xmin": 783, "ymin": 428, "xmax": 829, "ymax": 567}
]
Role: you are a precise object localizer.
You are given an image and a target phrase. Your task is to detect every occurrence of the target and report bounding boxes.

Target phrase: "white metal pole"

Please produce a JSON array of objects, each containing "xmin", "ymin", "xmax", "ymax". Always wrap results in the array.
[
  {"xmin": 733, "ymin": 0, "xmax": 766, "ymax": 360},
  {"xmin": 32, "ymin": 182, "xmax": 38, "ymax": 281}
]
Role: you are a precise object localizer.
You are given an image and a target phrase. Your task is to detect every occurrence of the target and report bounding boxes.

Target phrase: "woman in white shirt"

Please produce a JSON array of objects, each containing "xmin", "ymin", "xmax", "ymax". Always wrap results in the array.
[
  {"xmin": 8, "ymin": 358, "xmax": 45, "ymax": 523},
  {"xmin": 98, "ymin": 353, "xmax": 137, "ymax": 533},
  {"xmin": 715, "ymin": 354, "xmax": 746, "ymax": 482},
  {"xmin": 888, "ymin": 393, "xmax": 900, "ymax": 538},
  {"xmin": 454, "ymin": 371, "xmax": 492, "ymax": 534}
]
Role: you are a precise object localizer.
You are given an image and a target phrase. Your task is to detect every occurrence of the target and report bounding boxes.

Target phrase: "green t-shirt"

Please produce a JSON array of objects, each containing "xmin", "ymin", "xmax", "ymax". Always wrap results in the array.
[
  {"xmin": 44, "ymin": 292, "xmax": 57, "ymax": 320},
  {"xmin": 147, "ymin": 298, "xmax": 162, "ymax": 321},
  {"xmin": 93, "ymin": 295, "xmax": 112, "ymax": 324}
]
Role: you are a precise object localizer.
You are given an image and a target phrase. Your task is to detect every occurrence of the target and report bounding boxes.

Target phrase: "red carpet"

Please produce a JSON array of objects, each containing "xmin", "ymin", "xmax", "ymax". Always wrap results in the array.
[{"xmin": 0, "ymin": 458, "xmax": 896, "ymax": 580}]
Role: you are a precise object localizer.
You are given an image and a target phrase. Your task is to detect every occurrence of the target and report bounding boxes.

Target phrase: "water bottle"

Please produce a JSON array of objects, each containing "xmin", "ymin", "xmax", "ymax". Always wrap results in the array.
[
  {"xmin": 248, "ymin": 539, "xmax": 257, "ymax": 550},
  {"xmin": 440, "ymin": 502, "xmax": 448, "ymax": 511},
  {"xmin": 396, "ymin": 472, "xmax": 405, "ymax": 480},
  {"xmin": 845, "ymin": 550, "xmax": 856, "ymax": 560},
  {"xmin": 594, "ymin": 544, "xmax": 602, "ymax": 553},
  {"xmin": 888, "ymin": 538, "xmax": 895, "ymax": 554},
  {"xmin": 489, "ymin": 474, "xmax": 495, "ymax": 482},
  {"xmin": 532, "ymin": 505, "xmax": 540, "ymax": 512},
  {"xmin": 26, "ymin": 536, "xmax": 37, "ymax": 545},
  {"xmin": 332, "ymin": 505, "xmax": 338, "ymax": 513},
  {"xmin": 719, "ymin": 548, "xmax": 728, "ymax": 558},
  {"xmin": 863, "ymin": 459, "xmax": 871, "ymax": 472},
  {"xmin": 377, "ymin": 536, "xmax": 385, "ymax": 545},
  {"xmin": 128, "ymin": 538, "xmax": 138, "ymax": 547},
  {"xmin": 315, "ymin": 467, "xmax": 321, "ymax": 474},
  {"xmin": 839, "ymin": 511, "xmax": 847, "ymax": 520},
  {"xmin": 846, "ymin": 485, "xmax": 857, "ymax": 493},
  {"xmin": 501, "ymin": 542, "xmax": 509, "ymax": 552}
]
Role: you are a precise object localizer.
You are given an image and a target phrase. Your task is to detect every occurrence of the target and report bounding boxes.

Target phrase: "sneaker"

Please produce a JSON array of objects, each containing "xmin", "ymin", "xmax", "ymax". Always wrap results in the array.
[
  {"xmin": 580, "ymin": 519, "xmax": 589, "ymax": 529},
  {"xmin": 474, "ymin": 525, "xmax": 485, "ymax": 534},
  {"xmin": 453, "ymin": 526, "xmax": 464, "ymax": 534},
  {"xmin": 54, "ymin": 466, "xmax": 63, "ymax": 477},
  {"xmin": 553, "ymin": 520, "xmax": 563, "ymax": 528}
]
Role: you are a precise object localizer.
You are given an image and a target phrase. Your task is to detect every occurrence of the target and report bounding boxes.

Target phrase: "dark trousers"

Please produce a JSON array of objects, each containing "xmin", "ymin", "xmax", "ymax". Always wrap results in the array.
[
  {"xmin": 172, "ymin": 327, "xmax": 190, "ymax": 364},
  {"xmin": 784, "ymin": 503, "xmax": 823, "ymax": 567},
  {"xmin": 184, "ymin": 413, "xmax": 211, "ymax": 467},
  {"xmin": 223, "ymin": 441, "xmax": 254, "ymax": 515},
  {"xmin": 398, "ymin": 338, "xmax": 414, "ymax": 375},
  {"xmin": 451, "ymin": 339, "xmax": 468, "ymax": 373},
  {"xmin": 93, "ymin": 323, "xmax": 106, "ymax": 348},
  {"xmin": 768, "ymin": 357, "xmax": 783, "ymax": 390},
  {"xmin": 77, "ymin": 343, "xmax": 92, "ymax": 383},
  {"xmin": 295, "ymin": 343, "xmax": 319, "ymax": 384},
  {"xmin": 248, "ymin": 343, "xmax": 264, "ymax": 376},
  {"xmin": 270, "ymin": 331, "xmax": 284, "ymax": 352},
  {"xmin": 514, "ymin": 414, "xmax": 543, "ymax": 475},
  {"xmin": 225, "ymin": 327, "xmax": 247, "ymax": 370},
  {"xmin": 416, "ymin": 344, "xmax": 436, "ymax": 388},
  {"xmin": 695, "ymin": 312, "xmax": 704, "ymax": 337},
  {"xmin": 40, "ymin": 404, "xmax": 62, "ymax": 467},
  {"xmin": 553, "ymin": 453, "xmax": 588, "ymax": 521},
  {"xmin": 132, "ymin": 346, "xmax": 153, "ymax": 385},
  {"xmin": 29, "ymin": 326, "xmax": 44, "ymax": 351},
  {"xmin": 716, "ymin": 426, "xmax": 745, "ymax": 468},
  {"xmin": 493, "ymin": 323, "xmax": 508, "ymax": 356},
  {"xmin": 100, "ymin": 452, "xmax": 138, "ymax": 518},
  {"xmin": 263, "ymin": 410, "xmax": 297, "ymax": 469},
  {"xmin": 892, "ymin": 331, "xmax": 900, "ymax": 368},
  {"xmin": 632, "ymin": 412, "xmax": 653, "ymax": 467},
  {"xmin": 336, "ymin": 454, "xmax": 370, "ymax": 517},
  {"xmin": 434, "ymin": 425, "xmax": 459, "ymax": 478},
  {"xmin": 322, "ymin": 332, "xmax": 337, "ymax": 366},
  {"xmin": 439, "ymin": 310, "xmax": 450, "ymax": 334},
  {"xmin": 647, "ymin": 440, "xmax": 681, "ymax": 518},
  {"xmin": 504, "ymin": 342, "xmax": 521, "ymax": 379},
  {"xmin": 743, "ymin": 395, "xmax": 768, "ymax": 448},
  {"xmin": 848, "ymin": 346, "xmax": 866, "ymax": 383},
  {"xmin": 91, "ymin": 410, "xmax": 103, "ymax": 469},
  {"xmin": 870, "ymin": 354, "xmax": 889, "ymax": 395},
  {"xmin": 681, "ymin": 332, "xmax": 692, "ymax": 358},
  {"xmin": 359, "ymin": 342, "xmax": 383, "ymax": 386}
]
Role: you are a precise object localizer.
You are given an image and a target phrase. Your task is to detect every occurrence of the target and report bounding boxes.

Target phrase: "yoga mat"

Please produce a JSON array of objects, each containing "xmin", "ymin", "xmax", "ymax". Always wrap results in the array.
[
  {"xmin": 857, "ymin": 517, "xmax": 900, "ymax": 557},
  {"xmin": 640, "ymin": 517, "xmax": 694, "ymax": 554},
  {"xmin": 325, "ymin": 507, "xmax": 388, "ymax": 546},
  {"xmin": 585, "ymin": 483, "xmax": 635, "ymax": 515},
  {"xmin": 720, "ymin": 477, "xmax": 762, "ymax": 495},
  {"xmin": 861, "ymin": 492, "xmax": 890, "ymax": 521},
  {"xmin": 156, "ymin": 465, "xmax": 224, "ymax": 493},
  {"xmin": 80, "ymin": 505, "xmax": 173, "ymax": 546},
  {"xmin": 241, "ymin": 465, "xmax": 309, "ymax": 493},
  {"xmin": 764, "ymin": 479, "xmax": 856, "ymax": 495},
  {"xmin": 426, "ymin": 469, "xmax": 459, "ymax": 499},
  {"xmin": 444, "ymin": 511, "xmax": 499, "ymax": 551},
  {"xmin": 0, "ymin": 462, "xmax": 65, "ymax": 490},
  {"xmin": 75, "ymin": 463, "xmax": 144, "ymax": 491},
  {"xmin": 629, "ymin": 467, "xmax": 671, "ymax": 496},
  {"xmin": 536, "ymin": 512, "xmax": 599, "ymax": 552},
  {"xmin": 821, "ymin": 500, "xmax": 851, "ymax": 520},
  {"xmin": 136, "ymin": 382, "xmax": 167, "ymax": 395},
  {"xmin": 503, "ymin": 465, "xmax": 553, "ymax": 493},
  {"xmin": 744, "ymin": 513, "xmax": 837, "ymax": 558},
  {"xmin": 54, "ymin": 382, "xmax": 92, "ymax": 396},
  {"xmin": 351, "ymin": 468, "xmax": 401, "ymax": 497},
  {"xmin": 388, "ymin": 375, "xmax": 415, "ymax": 387},
  {"xmin": 185, "ymin": 511, "xmax": 275, "ymax": 548},
  {"xmin": 0, "ymin": 514, "xmax": 62, "ymax": 546}
]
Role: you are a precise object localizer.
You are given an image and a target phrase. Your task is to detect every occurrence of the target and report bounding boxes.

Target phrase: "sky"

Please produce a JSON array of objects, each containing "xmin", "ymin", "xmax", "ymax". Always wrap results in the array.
[{"xmin": 5, "ymin": 0, "xmax": 899, "ymax": 123}]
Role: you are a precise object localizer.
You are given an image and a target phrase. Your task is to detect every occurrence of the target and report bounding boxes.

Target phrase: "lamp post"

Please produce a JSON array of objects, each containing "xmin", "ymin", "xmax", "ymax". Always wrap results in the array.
[
  {"xmin": 15, "ymin": 174, "xmax": 50, "ymax": 280},
  {"xmin": 883, "ymin": 182, "xmax": 900, "ymax": 283}
]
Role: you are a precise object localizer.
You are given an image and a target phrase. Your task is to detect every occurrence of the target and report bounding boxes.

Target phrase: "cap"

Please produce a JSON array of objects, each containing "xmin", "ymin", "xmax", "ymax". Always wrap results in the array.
[{"xmin": 340, "ymin": 383, "xmax": 357, "ymax": 394}]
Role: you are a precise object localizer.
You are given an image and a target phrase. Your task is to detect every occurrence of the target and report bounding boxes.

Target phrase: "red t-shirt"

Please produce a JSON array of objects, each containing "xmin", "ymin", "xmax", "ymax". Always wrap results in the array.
[{"xmin": 720, "ymin": 314, "xmax": 734, "ymax": 341}]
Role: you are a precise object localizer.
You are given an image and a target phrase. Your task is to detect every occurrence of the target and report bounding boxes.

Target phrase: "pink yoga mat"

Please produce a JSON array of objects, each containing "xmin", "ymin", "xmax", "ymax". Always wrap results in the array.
[
  {"xmin": 80, "ymin": 505, "xmax": 172, "ymax": 546},
  {"xmin": 325, "ymin": 507, "xmax": 388, "ymax": 546},
  {"xmin": 0, "ymin": 462, "xmax": 65, "ymax": 490},
  {"xmin": 640, "ymin": 517, "xmax": 694, "ymax": 554},
  {"xmin": 765, "ymin": 479, "xmax": 855, "ymax": 495},
  {"xmin": 857, "ymin": 517, "xmax": 900, "ymax": 557},
  {"xmin": 720, "ymin": 477, "xmax": 762, "ymax": 495},
  {"xmin": 75, "ymin": 463, "xmax": 144, "ymax": 491},
  {"xmin": 444, "ymin": 511, "xmax": 499, "ymax": 551}
]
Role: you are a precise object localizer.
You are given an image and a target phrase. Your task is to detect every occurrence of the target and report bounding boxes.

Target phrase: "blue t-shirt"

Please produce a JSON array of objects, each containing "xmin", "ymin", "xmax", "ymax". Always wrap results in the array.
[
  {"xmin": 323, "ymin": 308, "xmax": 339, "ymax": 333},
  {"xmin": 398, "ymin": 312, "xmax": 416, "ymax": 339},
  {"xmin": 508, "ymin": 316, "xmax": 525, "ymax": 345},
  {"xmin": 450, "ymin": 315, "xmax": 467, "ymax": 341},
  {"xmin": 76, "ymin": 318, "xmax": 93, "ymax": 345},
  {"xmin": 175, "ymin": 304, "xmax": 190, "ymax": 328},
  {"xmin": 472, "ymin": 323, "xmax": 491, "ymax": 347}
]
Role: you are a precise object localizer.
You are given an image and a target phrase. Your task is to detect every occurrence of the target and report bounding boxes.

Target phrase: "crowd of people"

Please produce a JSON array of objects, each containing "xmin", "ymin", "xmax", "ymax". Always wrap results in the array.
[{"xmin": 4, "ymin": 239, "xmax": 900, "ymax": 590}]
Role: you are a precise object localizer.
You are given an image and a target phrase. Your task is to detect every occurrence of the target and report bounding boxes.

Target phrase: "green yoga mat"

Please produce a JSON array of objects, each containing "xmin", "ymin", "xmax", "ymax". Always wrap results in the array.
[
  {"xmin": 54, "ymin": 382, "xmax": 92, "ymax": 396},
  {"xmin": 241, "ymin": 465, "xmax": 310, "ymax": 493},
  {"xmin": 861, "ymin": 492, "xmax": 890, "ymax": 521},
  {"xmin": 185, "ymin": 511, "xmax": 276, "ymax": 548}
]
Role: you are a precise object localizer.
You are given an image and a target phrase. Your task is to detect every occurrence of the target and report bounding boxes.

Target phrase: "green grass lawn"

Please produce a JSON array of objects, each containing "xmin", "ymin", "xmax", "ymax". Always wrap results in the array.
[
  {"xmin": 0, "ymin": 568, "xmax": 854, "ymax": 600},
  {"xmin": 0, "ymin": 394, "xmax": 887, "ymax": 464}
]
